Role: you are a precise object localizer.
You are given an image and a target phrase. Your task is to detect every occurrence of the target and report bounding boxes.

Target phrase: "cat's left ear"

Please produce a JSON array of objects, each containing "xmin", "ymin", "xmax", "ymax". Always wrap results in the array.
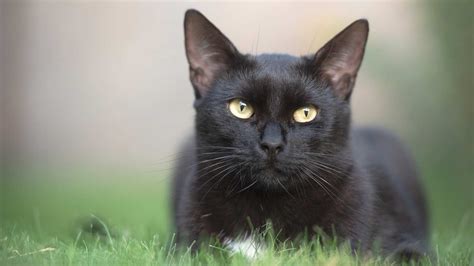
[
  {"xmin": 184, "ymin": 9, "xmax": 240, "ymax": 100},
  {"xmin": 312, "ymin": 19, "xmax": 369, "ymax": 100}
]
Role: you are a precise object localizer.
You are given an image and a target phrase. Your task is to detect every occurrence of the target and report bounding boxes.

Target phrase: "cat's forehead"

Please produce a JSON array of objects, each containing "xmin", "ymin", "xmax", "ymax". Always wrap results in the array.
[
  {"xmin": 253, "ymin": 54, "xmax": 301, "ymax": 78},
  {"xmin": 243, "ymin": 53, "xmax": 313, "ymax": 96}
]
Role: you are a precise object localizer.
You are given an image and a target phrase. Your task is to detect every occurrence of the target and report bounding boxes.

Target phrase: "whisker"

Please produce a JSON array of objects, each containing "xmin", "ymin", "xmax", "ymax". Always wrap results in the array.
[
  {"xmin": 198, "ymin": 154, "xmax": 239, "ymax": 164},
  {"xmin": 197, "ymin": 158, "xmax": 236, "ymax": 174},
  {"xmin": 234, "ymin": 179, "xmax": 258, "ymax": 195},
  {"xmin": 300, "ymin": 165, "xmax": 339, "ymax": 201},
  {"xmin": 305, "ymin": 160, "xmax": 351, "ymax": 179},
  {"xmin": 224, "ymin": 161, "xmax": 251, "ymax": 197},
  {"xmin": 194, "ymin": 146, "xmax": 240, "ymax": 150},
  {"xmin": 196, "ymin": 158, "xmax": 245, "ymax": 191},
  {"xmin": 201, "ymin": 163, "xmax": 242, "ymax": 200},
  {"xmin": 276, "ymin": 178, "xmax": 296, "ymax": 200}
]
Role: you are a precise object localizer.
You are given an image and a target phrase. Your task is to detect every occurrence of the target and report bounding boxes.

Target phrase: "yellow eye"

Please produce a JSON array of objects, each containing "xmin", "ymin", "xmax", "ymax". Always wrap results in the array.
[
  {"xmin": 228, "ymin": 99, "xmax": 254, "ymax": 119},
  {"xmin": 293, "ymin": 105, "xmax": 318, "ymax": 123}
]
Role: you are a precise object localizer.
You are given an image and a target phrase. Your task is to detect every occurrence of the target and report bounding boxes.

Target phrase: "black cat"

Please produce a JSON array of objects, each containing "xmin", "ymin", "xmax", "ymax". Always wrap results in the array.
[{"xmin": 172, "ymin": 9, "xmax": 429, "ymax": 258}]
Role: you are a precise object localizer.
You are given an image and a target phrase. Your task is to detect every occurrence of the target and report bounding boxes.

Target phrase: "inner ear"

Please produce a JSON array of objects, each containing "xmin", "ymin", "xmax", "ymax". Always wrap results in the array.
[
  {"xmin": 184, "ymin": 9, "xmax": 239, "ymax": 99},
  {"xmin": 312, "ymin": 19, "xmax": 369, "ymax": 100}
]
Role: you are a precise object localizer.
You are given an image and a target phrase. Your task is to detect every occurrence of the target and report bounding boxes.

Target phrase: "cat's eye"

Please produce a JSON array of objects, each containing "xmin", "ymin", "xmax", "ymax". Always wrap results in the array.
[
  {"xmin": 293, "ymin": 105, "xmax": 318, "ymax": 123},
  {"xmin": 228, "ymin": 99, "xmax": 254, "ymax": 119}
]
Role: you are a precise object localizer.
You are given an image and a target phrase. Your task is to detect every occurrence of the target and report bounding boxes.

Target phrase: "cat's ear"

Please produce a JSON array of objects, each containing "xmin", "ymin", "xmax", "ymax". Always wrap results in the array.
[
  {"xmin": 312, "ymin": 19, "xmax": 369, "ymax": 100},
  {"xmin": 184, "ymin": 9, "xmax": 239, "ymax": 99}
]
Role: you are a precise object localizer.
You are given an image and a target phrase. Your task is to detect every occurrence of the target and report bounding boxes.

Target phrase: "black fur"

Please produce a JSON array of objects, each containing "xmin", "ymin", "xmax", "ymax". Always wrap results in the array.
[{"xmin": 172, "ymin": 9, "xmax": 429, "ymax": 258}]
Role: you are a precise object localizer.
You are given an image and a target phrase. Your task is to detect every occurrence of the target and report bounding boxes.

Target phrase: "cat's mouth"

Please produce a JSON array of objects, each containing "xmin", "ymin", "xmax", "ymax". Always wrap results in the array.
[{"xmin": 253, "ymin": 158, "xmax": 284, "ymax": 172}]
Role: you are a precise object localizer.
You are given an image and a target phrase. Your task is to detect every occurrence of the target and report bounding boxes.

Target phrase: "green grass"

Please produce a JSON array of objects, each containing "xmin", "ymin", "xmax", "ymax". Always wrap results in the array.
[{"xmin": 0, "ymin": 169, "xmax": 472, "ymax": 265}]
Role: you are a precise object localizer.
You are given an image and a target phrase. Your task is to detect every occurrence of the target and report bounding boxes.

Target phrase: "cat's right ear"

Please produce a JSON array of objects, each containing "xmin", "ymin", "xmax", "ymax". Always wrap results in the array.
[
  {"xmin": 311, "ymin": 19, "xmax": 369, "ymax": 101},
  {"xmin": 184, "ymin": 9, "xmax": 239, "ymax": 100}
]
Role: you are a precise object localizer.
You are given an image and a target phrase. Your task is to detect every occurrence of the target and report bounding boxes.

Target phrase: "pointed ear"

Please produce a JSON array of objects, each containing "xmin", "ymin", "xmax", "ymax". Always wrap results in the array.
[
  {"xmin": 313, "ymin": 19, "xmax": 369, "ymax": 100},
  {"xmin": 184, "ymin": 9, "xmax": 239, "ymax": 99}
]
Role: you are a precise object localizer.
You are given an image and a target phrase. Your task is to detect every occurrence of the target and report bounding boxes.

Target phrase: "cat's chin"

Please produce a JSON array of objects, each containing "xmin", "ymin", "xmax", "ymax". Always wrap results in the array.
[{"xmin": 252, "ymin": 168, "xmax": 295, "ymax": 191}]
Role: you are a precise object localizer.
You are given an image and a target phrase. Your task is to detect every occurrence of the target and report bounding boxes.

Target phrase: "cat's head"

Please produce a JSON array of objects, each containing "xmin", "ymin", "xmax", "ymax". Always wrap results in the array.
[{"xmin": 184, "ymin": 10, "xmax": 368, "ymax": 191}]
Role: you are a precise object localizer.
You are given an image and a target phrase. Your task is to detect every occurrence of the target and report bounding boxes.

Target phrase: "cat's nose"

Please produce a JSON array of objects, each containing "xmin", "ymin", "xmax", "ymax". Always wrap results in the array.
[
  {"xmin": 259, "ymin": 122, "xmax": 284, "ymax": 158},
  {"xmin": 260, "ymin": 141, "xmax": 284, "ymax": 157}
]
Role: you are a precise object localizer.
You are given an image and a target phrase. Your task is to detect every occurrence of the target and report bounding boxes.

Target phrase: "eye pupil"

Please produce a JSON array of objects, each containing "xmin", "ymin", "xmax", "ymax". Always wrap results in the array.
[
  {"xmin": 229, "ymin": 99, "xmax": 254, "ymax": 119},
  {"xmin": 293, "ymin": 105, "xmax": 318, "ymax": 123}
]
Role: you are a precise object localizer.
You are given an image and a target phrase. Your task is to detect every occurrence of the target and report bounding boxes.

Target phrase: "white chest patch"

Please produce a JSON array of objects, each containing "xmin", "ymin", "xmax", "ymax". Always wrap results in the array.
[{"xmin": 224, "ymin": 237, "xmax": 265, "ymax": 259}]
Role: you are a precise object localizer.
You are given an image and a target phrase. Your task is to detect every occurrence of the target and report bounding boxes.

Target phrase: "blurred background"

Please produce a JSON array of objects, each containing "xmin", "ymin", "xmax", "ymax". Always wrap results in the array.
[{"xmin": 1, "ymin": 1, "xmax": 472, "ymax": 246}]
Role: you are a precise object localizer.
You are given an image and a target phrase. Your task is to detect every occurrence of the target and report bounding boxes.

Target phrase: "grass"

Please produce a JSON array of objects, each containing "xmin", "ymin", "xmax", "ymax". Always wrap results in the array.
[{"xmin": 0, "ymin": 168, "xmax": 472, "ymax": 265}]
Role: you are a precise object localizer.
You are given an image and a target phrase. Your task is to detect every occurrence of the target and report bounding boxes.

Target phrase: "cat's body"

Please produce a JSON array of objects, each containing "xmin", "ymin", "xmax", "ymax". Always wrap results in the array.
[
  {"xmin": 172, "ymin": 10, "xmax": 429, "ymax": 258},
  {"xmin": 173, "ymin": 127, "xmax": 428, "ymax": 256}
]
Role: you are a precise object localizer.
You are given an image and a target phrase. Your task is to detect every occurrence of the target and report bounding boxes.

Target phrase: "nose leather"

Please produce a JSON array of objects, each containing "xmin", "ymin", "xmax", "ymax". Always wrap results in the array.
[{"xmin": 260, "ymin": 122, "xmax": 284, "ymax": 157}]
